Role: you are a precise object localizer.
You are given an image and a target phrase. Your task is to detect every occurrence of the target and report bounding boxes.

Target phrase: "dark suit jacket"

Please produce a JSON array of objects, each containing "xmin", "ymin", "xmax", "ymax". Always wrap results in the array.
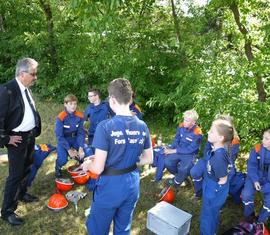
[{"xmin": 0, "ymin": 79, "xmax": 41, "ymax": 147}]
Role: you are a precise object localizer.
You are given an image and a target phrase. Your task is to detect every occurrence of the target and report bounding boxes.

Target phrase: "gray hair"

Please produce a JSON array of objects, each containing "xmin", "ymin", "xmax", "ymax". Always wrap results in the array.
[{"xmin": 15, "ymin": 58, "xmax": 38, "ymax": 77}]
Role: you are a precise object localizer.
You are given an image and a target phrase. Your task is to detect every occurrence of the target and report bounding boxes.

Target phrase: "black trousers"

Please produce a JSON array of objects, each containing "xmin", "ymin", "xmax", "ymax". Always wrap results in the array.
[{"xmin": 1, "ymin": 130, "xmax": 35, "ymax": 218}]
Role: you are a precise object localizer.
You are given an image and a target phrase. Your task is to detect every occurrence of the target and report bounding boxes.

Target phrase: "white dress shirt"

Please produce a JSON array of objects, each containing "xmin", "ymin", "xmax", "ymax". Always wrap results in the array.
[{"xmin": 12, "ymin": 78, "xmax": 36, "ymax": 132}]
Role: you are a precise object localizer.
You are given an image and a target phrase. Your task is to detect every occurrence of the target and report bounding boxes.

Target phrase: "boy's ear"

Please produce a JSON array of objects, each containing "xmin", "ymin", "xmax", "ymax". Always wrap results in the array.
[
  {"xmin": 111, "ymin": 97, "xmax": 117, "ymax": 105},
  {"xmin": 219, "ymin": 135, "xmax": 225, "ymax": 143}
]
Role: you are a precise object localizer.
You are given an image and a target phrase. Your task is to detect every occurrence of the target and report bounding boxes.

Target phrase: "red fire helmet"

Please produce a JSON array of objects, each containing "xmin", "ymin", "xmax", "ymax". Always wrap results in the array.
[
  {"xmin": 159, "ymin": 186, "xmax": 175, "ymax": 203},
  {"xmin": 47, "ymin": 193, "xmax": 68, "ymax": 212},
  {"xmin": 72, "ymin": 172, "xmax": 89, "ymax": 185},
  {"xmin": 264, "ymin": 225, "xmax": 270, "ymax": 235},
  {"xmin": 86, "ymin": 170, "xmax": 99, "ymax": 180},
  {"xmin": 67, "ymin": 164, "xmax": 82, "ymax": 177},
  {"xmin": 55, "ymin": 178, "xmax": 74, "ymax": 191}
]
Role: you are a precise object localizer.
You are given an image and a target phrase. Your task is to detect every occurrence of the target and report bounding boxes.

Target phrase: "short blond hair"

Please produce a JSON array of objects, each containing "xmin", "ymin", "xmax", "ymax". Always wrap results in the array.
[
  {"xmin": 183, "ymin": 109, "xmax": 199, "ymax": 122},
  {"xmin": 64, "ymin": 94, "xmax": 78, "ymax": 104}
]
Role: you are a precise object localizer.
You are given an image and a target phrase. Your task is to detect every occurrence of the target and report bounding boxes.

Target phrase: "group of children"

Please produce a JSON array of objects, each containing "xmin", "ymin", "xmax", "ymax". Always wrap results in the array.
[
  {"xmin": 53, "ymin": 82, "xmax": 147, "ymax": 235},
  {"xmin": 153, "ymin": 109, "xmax": 270, "ymax": 234},
  {"xmin": 54, "ymin": 88, "xmax": 142, "ymax": 178},
  {"xmin": 50, "ymin": 81, "xmax": 270, "ymax": 234}
]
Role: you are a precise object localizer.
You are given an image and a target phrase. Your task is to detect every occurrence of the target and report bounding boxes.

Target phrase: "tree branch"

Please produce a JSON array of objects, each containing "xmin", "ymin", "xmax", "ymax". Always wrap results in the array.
[
  {"xmin": 230, "ymin": 2, "xmax": 266, "ymax": 102},
  {"xmin": 0, "ymin": 14, "xmax": 4, "ymax": 31},
  {"xmin": 170, "ymin": 0, "xmax": 180, "ymax": 44},
  {"xmin": 39, "ymin": 0, "xmax": 59, "ymax": 75},
  {"xmin": 229, "ymin": 4, "xmax": 248, "ymax": 35}
]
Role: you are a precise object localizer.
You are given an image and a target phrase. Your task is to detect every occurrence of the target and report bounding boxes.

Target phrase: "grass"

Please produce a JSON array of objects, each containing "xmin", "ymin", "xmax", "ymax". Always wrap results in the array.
[{"xmin": 0, "ymin": 98, "xmax": 269, "ymax": 234}]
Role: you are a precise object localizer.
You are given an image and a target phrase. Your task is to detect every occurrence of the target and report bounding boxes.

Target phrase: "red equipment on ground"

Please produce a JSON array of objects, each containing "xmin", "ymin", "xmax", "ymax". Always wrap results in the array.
[
  {"xmin": 47, "ymin": 193, "xmax": 68, "ymax": 212},
  {"xmin": 159, "ymin": 186, "xmax": 175, "ymax": 203}
]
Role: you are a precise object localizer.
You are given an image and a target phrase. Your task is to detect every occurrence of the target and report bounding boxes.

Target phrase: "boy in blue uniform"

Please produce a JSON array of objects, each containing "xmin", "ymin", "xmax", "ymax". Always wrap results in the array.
[
  {"xmin": 27, "ymin": 144, "xmax": 56, "ymax": 187},
  {"xmin": 200, "ymin": 119, "xmax": 234, "ymax": 235},
  {"xmin": 191, "ymin": 114, "xmax": 242, "ymax": 201},
  {"xmin": 110, "ymin": 92, "xmax": 143, "ymax": 120},
  {"xmin": 129, "ymin": 93, "xmax": 143, "ymax": 120},
  {"xmin": 163, "ymin": 110, "xmax": 202, "ymax": 187},
  {"xmin": 82, "ymin": 78, "xmax": 153, "ymax": 235},
  {"xmin": 55, "ymin": 94, "xmax": 85, "ymax": 177},
  {"xmin": 242, "ymin": 128, "xmax": 270, "ymax": 225},
  {"xmin": 84, "ymin": 88, "xmax": 111, "ymax": 145},
  {"xmin": 129, "ymin": 101, "xmax": 142, "ymax": 120}
]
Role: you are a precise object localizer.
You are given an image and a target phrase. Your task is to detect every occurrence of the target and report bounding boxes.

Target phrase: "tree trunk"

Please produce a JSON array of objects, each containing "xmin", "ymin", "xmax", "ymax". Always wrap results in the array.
[
  {"xmin": 39, "ymin": 0, "xmax": 58, "ymax": 75},
  {"xmin": 230, "ymin": 3, "xmax": 266, "ymax": 102},
  {"xmin": 170, "ymin": 0, "xmax": 180, "ymax": 44},
  {"xmin": 0, "ymin": 14, "xmax": 4, "ymax": 31}
]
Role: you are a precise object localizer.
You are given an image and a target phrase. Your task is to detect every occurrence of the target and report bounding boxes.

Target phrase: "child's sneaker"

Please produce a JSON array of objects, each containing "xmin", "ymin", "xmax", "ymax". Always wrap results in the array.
[{"xmin": 180, "ymin": 181, "xmax": 187, "ymax": 187}]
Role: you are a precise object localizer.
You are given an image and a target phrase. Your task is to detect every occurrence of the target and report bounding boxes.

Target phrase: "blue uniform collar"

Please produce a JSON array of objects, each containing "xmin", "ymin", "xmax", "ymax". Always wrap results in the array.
[
  {"xmin": 64, "ymin": 109, "xmax": 75, "ymax": 116},
  {"xmin": 258, "ymin": 145, "xmax": 268, "ymax": 169},
  {"xmin": 213, "ymin": 147, "xmax": 226, "ymax": 153},
  {"xmin": 207, "ymin": 147, "xmax": 227, "ymax": 160},
  {"xmin": 186, "ymin": 124, "xmax": 196, "ymax": 132},
  {"xmin": 130, "ymin": 102, "xmax": 136, "ymax": 108},
  {"xmin": 90, "ymin": 101, "xmax": 106, "ymax": 110}
]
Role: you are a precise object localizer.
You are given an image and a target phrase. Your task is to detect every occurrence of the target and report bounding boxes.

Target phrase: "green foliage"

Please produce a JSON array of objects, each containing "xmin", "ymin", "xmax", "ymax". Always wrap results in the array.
[
  {"xmin": 1, "ymin": 0, "xmax": 270, "ymax": 159},
  {"xmin": 0, "ymin": 2, "xmax": 40, "ymax": 87},
  {"xmin": 194, "ymin": 14, "xmax": 270, "ymax": 152},
  {"xmin": 2, "ymin": 1, "xmax": 270, "ymax": 231}
]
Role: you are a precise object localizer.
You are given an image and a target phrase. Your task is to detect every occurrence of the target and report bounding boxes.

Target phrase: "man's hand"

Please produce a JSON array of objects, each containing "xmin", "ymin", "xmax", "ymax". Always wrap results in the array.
[{"xmin": 8, "ymin": 135, "xmax": 22, "ymax": 147}]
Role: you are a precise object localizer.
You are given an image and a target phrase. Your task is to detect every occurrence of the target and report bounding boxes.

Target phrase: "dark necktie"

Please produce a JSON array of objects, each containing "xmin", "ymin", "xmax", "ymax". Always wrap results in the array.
[{"xmin": 25, "ymin": 89, "xmax": 38, "ymax": 126}]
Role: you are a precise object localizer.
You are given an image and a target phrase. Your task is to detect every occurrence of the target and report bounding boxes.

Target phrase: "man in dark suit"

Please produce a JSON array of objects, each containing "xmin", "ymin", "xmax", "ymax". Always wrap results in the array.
[{"xmin": 0, "ymin": 58, "xmax": 41, "ymax": 226}]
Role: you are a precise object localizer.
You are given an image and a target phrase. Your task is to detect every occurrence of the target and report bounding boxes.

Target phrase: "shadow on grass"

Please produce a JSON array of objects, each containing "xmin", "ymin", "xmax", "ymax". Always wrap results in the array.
[
  {"xmin": 132, "ymin": 170, "xmax": 261, "ymax": 235},
  {"xmin": 1, "ymin": 156, "xmax": 270, "ymax": 235},
  {"xmin": 0, "ymin": 155, "xmax": 91, "ymax": 235},
  {"xmin": 0, "ymin": 98, "xmax": 269, "ymax": 234}
]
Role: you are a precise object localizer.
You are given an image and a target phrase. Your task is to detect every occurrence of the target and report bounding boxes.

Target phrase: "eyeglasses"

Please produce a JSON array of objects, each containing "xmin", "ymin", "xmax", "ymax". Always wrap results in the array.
[
  {"xmin": 23, "ymin": 71, "xmax": 37, "ymax": 77},
  {"xmin": 88, "ymin": 94, "xmax": 97, "ymax": 98}
]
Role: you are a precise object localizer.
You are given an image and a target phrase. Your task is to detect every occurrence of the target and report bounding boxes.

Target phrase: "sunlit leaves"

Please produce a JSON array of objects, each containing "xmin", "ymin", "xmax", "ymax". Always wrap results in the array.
[{"xmin": 1, "ymin": 0, "xmax": 270, "ymax": 155}]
